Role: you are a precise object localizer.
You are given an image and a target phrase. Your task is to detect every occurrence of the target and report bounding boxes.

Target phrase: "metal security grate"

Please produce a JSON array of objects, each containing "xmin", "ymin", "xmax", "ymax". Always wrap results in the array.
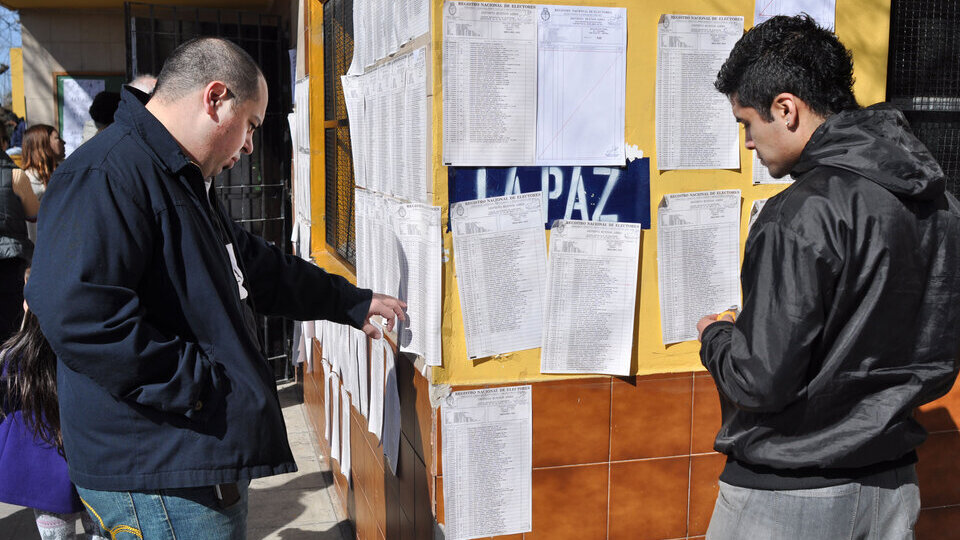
[
  {"xmin": 125, "ymin": 2, "xmax": 295, "ymax": 381},
  {"xmin": 907, "ymin": 112, "xmax": 960, "ymax": 197},
  {"xmin": 888, "ymin": 0, "xmax": 960, "ymax": 198},
  {"xmin": 323, "ymin": 0, "xmax": 356, "ymax": 266}
]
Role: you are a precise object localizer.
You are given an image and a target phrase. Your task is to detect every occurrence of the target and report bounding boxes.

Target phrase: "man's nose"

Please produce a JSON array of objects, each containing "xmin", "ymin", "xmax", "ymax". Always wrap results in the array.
[{"xmin": 242, "ymin": 134, "xmax": 254, "ymax": 155}]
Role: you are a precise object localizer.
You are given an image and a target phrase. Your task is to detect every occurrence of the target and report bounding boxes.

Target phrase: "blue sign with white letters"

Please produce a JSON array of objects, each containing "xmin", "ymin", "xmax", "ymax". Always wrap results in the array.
[{"xmin": 447, "ymin": 158, "xmax": 650, "ymax": 230}]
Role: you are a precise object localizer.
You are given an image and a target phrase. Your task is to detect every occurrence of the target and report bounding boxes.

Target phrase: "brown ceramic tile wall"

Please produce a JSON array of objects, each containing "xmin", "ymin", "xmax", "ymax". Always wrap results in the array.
[
  {"xmin": 302, "ymin": 347, "xmax": 960, "ymax": 540},
  {"xmin": 916, "ymin": 376, "xmax": 960, "ymax": 538},
  {"xmin": 307, "ymin": 340, "xmax": 434, "ymax": 540}
]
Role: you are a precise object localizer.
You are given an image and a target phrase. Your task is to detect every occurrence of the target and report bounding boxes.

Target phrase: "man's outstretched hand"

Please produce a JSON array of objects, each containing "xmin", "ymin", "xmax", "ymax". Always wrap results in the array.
[{"xmin": 362, "ymin": 293, "xmax": 407, "ymax": 339}]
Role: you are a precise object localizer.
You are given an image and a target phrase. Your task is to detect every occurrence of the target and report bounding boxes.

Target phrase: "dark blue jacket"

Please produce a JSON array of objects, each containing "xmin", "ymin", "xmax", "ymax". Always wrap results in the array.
[{"xmin": 24, "ymin": 88, "xmax": 372, "ymax": 491}]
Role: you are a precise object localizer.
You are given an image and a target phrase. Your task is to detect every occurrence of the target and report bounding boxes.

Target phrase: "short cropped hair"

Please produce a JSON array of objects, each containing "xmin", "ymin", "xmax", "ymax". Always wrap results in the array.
[
  {"xmin": 152, "ymin": 37, "xmax": 263, "ymax": 106},
  {"xmin": 715, "ymin": 14, "xmax": 858, "ymax": 121}
]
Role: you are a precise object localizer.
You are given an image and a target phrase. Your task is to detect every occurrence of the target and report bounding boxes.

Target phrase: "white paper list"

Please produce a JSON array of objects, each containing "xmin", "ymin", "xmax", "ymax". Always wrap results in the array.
[
  {"xmin": 452, "ymin": 192, "xmax": 547, "ymax": 360},
  {"xmin": 61, "ymin": 78, "xmax": 104, "ymax": 157},
  {"xmin": 752, "ymin": 150, "xmax": 791, "ymax": 184},
  {"xmin": 293, "ymin": 77, "xmax": 312, "ymax": 226},
  {"xmin": 330, "ymin": 373, "xmax": 341, "ymax": 463},
  {"xmin": 354, "ymin": 328, "xmax": 369, "ymax": 418},
  {"xmin": 356, "ymin": 189, "xmax": 443, "ymax": 366},
  {"xmin": 343, "ymin": 48, "xmax": 429, "ymax": 203},
  {"xmin": 657, "ymin": 190, "xmax": 742, "ymax": 344},
  {"xmin": 349, "ymin": 0, "xmax": 429, "ymax": 74},
  {"xmin": 367, "ymin": 336, "xmax": 385, "ymax": 440},
  {"xmin": 393, "ymin": 202, "xmax": 443, "ymax": 366},
  {"xmin": 442, "ymin": 386, "xmax": 532, "ymax": 540},
  {"xmin": 747, "ymin": 198, "xmax": 768, "ymax": 232},
  {"xmin": 536, "ymin": 6, "xmax": 627, "ymax": 166},
  {"xmin": 340, "ymin": 387, "xmax": 352, "ymax": 480},
  {"xmin": 382, "ymin": 344, "xmax": 402, "ymax": 475},
  {"xmin": 541, "ymin": 220, "xmax": 641, "ymax": 375},
  {"xmin": 754, "ymin": 0, "xmax": 835, "ymax": 30},
  {"xmin": 322, "ymin": 360, "xmax": 333, "ymax": 443},
  {"xmin": 655, "ymin": 15, "xmax": 743, "ymax": 170},
  {"xmin": 443, "ymin": 1, "xmax": 538, "ymax": 166}
]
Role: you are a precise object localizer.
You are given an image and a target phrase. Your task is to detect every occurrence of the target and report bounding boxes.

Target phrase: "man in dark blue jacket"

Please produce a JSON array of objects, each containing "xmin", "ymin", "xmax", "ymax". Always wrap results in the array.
[
  {"xmin": 25, "ymin": 37, "xmax": 404, "ymax": 539},
  {"xmin": 697, "ymin": 15, "xmax": 960, "ymax": 539}
]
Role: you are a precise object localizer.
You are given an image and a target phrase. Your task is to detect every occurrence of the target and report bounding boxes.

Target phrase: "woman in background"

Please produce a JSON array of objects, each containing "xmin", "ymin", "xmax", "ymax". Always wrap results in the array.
[
  {"xmin": 0, "ymin": 146, "xmax": 38, "ymax": 341},
  {"xmin": 19, "ymin": 124, "xmax": 64, "ymax": 244}
]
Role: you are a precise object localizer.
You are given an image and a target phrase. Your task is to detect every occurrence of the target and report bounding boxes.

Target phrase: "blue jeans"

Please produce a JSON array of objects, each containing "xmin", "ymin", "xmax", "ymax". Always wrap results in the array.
[
  {"xmin": 76, "ymin": 482, "xmax": 249, "ymax": 540},
  {"xmin": 707, "ymin": 464, "xmax": 919, "ymax": 540}
]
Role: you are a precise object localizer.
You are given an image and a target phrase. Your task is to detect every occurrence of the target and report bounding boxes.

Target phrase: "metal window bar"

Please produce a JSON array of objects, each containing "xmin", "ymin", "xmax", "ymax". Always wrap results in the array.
[
  {"xmin": 323, "ymin": 0, "xmax": 357, "ymax": 267},
  {"xmin": 124, "ymin": 2, "xmax": 295, "ymax": 381},
  {"xmin": 888, "ymin": 0, "xmax": 960, "ymax": 199}
]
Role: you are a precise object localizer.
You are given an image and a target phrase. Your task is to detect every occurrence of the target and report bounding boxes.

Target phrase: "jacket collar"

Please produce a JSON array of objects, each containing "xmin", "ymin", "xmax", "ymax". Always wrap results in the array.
[
  {"xmin": 114, "ymin": 86, "xmax": 199, "ymax": 176},
  {"xmin": 0, "ymin": 150, "xmax": 14, "ymax": 169}
]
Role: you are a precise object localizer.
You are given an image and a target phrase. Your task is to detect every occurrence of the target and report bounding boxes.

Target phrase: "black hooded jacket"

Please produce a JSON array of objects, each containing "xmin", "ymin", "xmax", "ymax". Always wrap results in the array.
[{"xmin": 700, "ymin": 105, "xmax": 960, "ymax": 489}]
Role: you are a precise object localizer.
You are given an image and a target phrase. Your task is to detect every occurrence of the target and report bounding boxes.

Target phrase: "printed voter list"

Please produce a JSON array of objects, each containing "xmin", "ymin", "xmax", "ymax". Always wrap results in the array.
[
  {"xmin": 541, "ymin": 220, "xmax": 641, "ymax": 375},
  {"xmin": 451, "ymin": 192, "xmax": 547, "ymax": 360},
  {"xmin": 442, "ymin": 386, "xmax": 533, "ymax": 540},
  {"xmin": 657, "ymin": 190, "xmax": 742, "ymax": 344},
  {"xmin": 656, "ymin": 15, "xmax": 743, "ymax": 170}
]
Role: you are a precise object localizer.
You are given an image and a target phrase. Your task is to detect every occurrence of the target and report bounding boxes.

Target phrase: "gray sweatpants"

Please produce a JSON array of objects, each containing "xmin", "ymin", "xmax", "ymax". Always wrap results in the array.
[{"xmin": 706, "ymin": 465, "xmax": 920, "ymax": 540}]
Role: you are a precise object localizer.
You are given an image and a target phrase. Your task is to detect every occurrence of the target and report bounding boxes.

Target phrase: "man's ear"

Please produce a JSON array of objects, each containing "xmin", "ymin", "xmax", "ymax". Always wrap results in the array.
[
  {"xmin": 203, "ymin": 81, "xmax": 230, "ymax": 120},
  {"xmin": 771, "ymin": 92, "xmax": 800, "ymax": 130}
]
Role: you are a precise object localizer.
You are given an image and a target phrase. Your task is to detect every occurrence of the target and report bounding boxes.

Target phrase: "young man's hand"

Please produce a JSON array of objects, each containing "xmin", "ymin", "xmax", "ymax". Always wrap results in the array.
[
  {"xmin": 362, "ymin": 293, "xmax": 407, "ymax": 339},
  {"xmin": 697, "ymin": 312, "xmax": 735, "ymax": 342}
]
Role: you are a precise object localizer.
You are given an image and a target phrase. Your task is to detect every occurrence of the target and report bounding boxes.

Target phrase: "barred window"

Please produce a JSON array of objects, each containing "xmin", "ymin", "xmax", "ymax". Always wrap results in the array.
[
  {"xmin": 887, "ymin": 0, "xmax": 960, "ymax": 198},
  {"xmin": 322, "ymin": 0, "xmax": 356, "ymax": 265}
]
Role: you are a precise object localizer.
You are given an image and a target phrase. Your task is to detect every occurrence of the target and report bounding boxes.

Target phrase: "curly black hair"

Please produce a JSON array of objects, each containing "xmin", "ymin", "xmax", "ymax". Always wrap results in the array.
[{"xmin": 715, "ymin": 14, "xmax": 858, "ymax": 121}]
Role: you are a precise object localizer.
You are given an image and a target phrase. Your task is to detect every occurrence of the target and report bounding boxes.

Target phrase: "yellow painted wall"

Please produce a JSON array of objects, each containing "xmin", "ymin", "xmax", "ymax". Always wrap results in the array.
[
  {"xmin": 308, "ymin": 0, "xmax": 358, "ymax": 283},
  {"xmin": 10, "ymin": 48, "xmax": 25, "ymax": 119},
  {"xmin": 434, "ymin": 0, "xmax": 890, "ymax": 385},
  {"xmin": 309, "ymin": 0, "xmax": 891, "ymax": 385},
  {"xmin": 1, "ymin": 0, "xmax": 270, "ymax": 8}
]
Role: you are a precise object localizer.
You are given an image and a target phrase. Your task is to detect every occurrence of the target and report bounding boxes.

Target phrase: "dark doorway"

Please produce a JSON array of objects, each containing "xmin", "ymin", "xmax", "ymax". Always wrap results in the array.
[
  {"xmin": 887, "ymin": 0, "xmax": 960, "ymax": 198},
  {"xmin": 124, "ymin": 2, "xmax": 295, "ymax": 381}
]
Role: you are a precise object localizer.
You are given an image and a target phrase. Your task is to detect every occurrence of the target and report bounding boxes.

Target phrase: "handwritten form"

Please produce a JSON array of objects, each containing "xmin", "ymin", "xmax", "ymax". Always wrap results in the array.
[
  {"xmin": 61, "ymin": 78, "xmax": 104, "ymax": 156},
  {"xmin": 451, "ymin": 193, "xmax": 547, "ymax": 359},
  {"xmin": 442, "ymin": 386, "xmax": 532, "ymax": 540},
  {"xmin": 656, "ymin": 15, "xmax": 743, "ymax": 170},
  {"xmin": 541, "ymin": 220, "xmax": 641, "ymax": 375},
  {"xmin": 443, "ymin": 2, "xmax": 538, "ymax": 166},
  {"xmin": 754, "ymin": 0, "xmax": 835, "ymax": 30},
  {"xmin": 536, "ymin": 6, "xmax": 626, "ymax": 165},
  {"xmin": 657, "ymin": 190, "xmax": 741, "ymax": 344}
]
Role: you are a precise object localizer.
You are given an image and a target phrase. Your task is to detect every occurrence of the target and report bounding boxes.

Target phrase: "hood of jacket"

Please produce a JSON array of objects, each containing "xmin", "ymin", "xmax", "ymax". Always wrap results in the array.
[{"xmin": 792, "ymin": 104, "xmax": 945, "ymax": 201}]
